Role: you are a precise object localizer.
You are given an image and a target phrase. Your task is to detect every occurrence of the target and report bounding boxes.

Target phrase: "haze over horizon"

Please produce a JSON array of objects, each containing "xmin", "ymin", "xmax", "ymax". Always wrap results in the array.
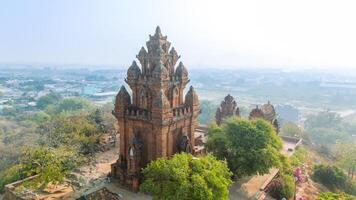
[{"xmin": 1, "ymin": 0, "xmax": 356, "ymax": 70}]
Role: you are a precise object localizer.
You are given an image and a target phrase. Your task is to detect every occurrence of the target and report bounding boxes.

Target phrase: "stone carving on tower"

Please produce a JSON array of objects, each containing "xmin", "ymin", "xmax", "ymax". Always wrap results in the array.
[
  {"xmin": 249, "ymin": 101, "xmax": 279, "ymax": 133},
  {"xmin": 215, "ymin": 94, "xmax": 240, "ymax": 125},
  {"xmin": 111, "ymin": 26, "xmax": 200, "ymax": 191}
]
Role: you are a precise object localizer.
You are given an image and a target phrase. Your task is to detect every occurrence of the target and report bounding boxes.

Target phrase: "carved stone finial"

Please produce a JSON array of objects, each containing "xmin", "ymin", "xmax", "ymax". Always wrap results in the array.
[
  {"xmin": 155, "ymin": 26, "xmax": 162, "ymax": 36},
  {"xmin": 127, "ymin": 60, "xmax": 141, "ymax": 79},
  {"xmin": 185, "ymin": 86, "xmax": 199, "ymax": 106},
  {"xmin": 169, "ymin": 47, "xmax": 180, "ymax": 67},
  {"xmin": 170, "ymin": 47, "xmax": 177, "ymax": 55},
  {"xmin": 115, "ymin": 86, "xmax": 131, "ymax": 112},
  {"xmin": 175, "ymin": 61, "xmax": 188, "ymax": 78},
  {"xmin": 138, "ymin": 47, "xmax": 147, "ymax": 57}
]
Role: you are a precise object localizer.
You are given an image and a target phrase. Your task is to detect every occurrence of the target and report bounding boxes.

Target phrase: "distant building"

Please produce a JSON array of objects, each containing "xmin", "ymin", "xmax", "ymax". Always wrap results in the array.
[
  {"xmin": 215, "ymin": 94, "xmax": 240, "ymax": 125},
  {"xmin": 249, "ymin": 101, "xmax": 279, "ymax": 133},
  {"xmin": 111, "ymin": 27, "xmax": 202, "ymax": 191}
]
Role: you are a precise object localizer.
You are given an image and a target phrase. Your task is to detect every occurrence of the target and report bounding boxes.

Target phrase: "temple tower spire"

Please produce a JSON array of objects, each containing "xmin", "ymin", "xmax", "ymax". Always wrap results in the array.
[{"xmin": 111, "ymin": 27, "xmax": 200, "ymax": 192}]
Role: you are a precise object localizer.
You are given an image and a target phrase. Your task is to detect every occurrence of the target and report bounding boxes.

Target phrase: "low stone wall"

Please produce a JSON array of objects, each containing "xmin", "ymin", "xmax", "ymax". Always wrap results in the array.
[
  {"xmin": 3, "ymin": 175, "xmax": 74, "ymax": 200},
  {"xmin": 280, "ymin": 135, "xmax": 302, "ymax": 147},
  {"xmin": 3, "ymin": 175, "xmax": 39, "ymax": 200}
]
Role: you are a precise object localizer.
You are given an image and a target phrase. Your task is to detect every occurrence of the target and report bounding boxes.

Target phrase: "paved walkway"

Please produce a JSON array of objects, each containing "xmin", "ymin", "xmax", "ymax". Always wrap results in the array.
[{"xmin": 229, "ymin": 168, "xmax": 279, "ymax": 200}]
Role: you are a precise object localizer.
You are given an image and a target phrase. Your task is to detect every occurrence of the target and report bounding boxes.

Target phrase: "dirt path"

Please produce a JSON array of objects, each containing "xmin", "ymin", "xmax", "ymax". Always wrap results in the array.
[
  {"xmin": 68, "ymin": 147, "xmax": 120, "ymax": 197},
  {"xmin": 67, "ymin": 147, "xmax": 151, "ymax": 200},
  {"xmin": 295, "ymin": 147, "xmax": 330, "ymax": 199}
]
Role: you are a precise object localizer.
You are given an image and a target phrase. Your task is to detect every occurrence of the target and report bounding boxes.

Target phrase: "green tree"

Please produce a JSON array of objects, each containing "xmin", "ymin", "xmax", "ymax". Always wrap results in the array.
[
  {"xmin": 199, "ymin": 100, "xmax": 218, "ymax": 125},
  {"xmin": 206, "ymin": 118, "xmax": 284, "ymax": 177},
  {"xmin": 0, "ymin": 164, "xmax": 25, "ymax": 193},
  {"xmin": 140, "ymin": 153, "xmax": 233, "ymax": 200},
  {"xmin": 36, "ymin": 92, "xmax": 61, "ymax": 109},
  {"xmin": 305, "ymin": 111, "xmax": 342, "ymax": 130},
  {"xmin": 308, "ymin": 128, "xmax": 349, "ymax": 146},
  {"xmin": 313, "ymin": 165, "xmax": 349, "ymax": 191},
  {"xmin": 89, "ymin": 108, "xmax": 107, "ymax": 133},
  {"xmin": 20, "ymin": 147, "xmax": 78, "ymax": 189},
  {"xmin": 280, "ymin": 122, "xmax": 304, "ymax": 138},
  {"xmin": 0, "ymin": 147, "xmax": 78, "ymax": 192},
  {"xmin": 38, "ymin": 113, "xmax": 101, "ymax": 155},
  {"xmin": 32, "ymin": 111, "xmax": 51, "ymax": 124},
  {"xmin": 334, "ymin": 143, "xmax": 356, "ymax": 179},
  {"xmin": 45, "ymin": 97, "xmax": 94, "ymax": 114}
]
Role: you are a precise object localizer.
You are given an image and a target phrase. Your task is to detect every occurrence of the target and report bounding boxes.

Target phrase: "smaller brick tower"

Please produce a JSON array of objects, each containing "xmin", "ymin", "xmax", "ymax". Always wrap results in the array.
[
  {"xmin": 249, "ymin": 101, "xmax": 279, "ymax": 133},
  {"xmin": 215, "ymin": 94, "xmax": 240, "ymax": 125}
]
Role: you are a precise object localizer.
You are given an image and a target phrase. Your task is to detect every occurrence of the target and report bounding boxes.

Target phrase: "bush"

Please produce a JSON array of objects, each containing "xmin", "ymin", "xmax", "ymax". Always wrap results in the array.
[
  {"xmin": 0, "ymin": 164, "xmax": 25, "ymax": 193},
  {"xmin": 20, "ymin": 147, "xmax": 79, "ymax": 189},
  {"xmin": 280, "ymin": 122, "xmax": 304, "ymax": 138},
  {"xmin": 0, "ymin": 146, "xmax": 79, "ymax": 192},
  {"xmin": 317, "ymin": 192, "xmax": 356, "ymax": 200},
  {"xmin": 269, "ymin": 174, "xmax": 295, "ymax": 199},
  {"xmin": 140, "ymin": 153, "xmax": 233, "ymax": 200},
  {"xmin": 38, "ymin": 113, "xmax": 102, "ymax": 154},
  {"xmin": 45, "ymin": 97, "xmax": 94, "ymax": 115},
  {"xmin": 290, "ymin": 147, "xmax": 308, "ymax": 167},
  {"xmin": 313, "ymin": 165, "xmax": 348, "ymax": 191},
  {"xmin": 37, "ymin": 92, "xmax": 61, "ymax": 109}
]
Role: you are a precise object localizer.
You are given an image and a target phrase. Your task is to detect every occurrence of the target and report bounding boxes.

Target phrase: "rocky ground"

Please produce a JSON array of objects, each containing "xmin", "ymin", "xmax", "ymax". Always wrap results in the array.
[
  {"xmin": 295, "ymin": 147, "xmax": 330, "ymax": 199},
  {"xmin": 67, "ymin": 145, "xmax": 150, "ymax": 200},
  {"xmin": 68, "ymin": 147, "xmax": 120, "ymax": 197}
]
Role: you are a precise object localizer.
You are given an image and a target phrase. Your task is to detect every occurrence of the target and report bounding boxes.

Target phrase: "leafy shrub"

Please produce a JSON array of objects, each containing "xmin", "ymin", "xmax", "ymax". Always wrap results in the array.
[
  {"xmin": 0, "ymin": 147, "xmax": 79, "ymax": 192},
  {"xmin": 140, "ymin": 153, "xmax": 233, "ymax": 200},
  {"xmin": 36, "ymin": 92, "xmax": 61, "ymax": 109},
  {"xmin": 0, "ymin": 164, "xmax": 25, "ymax": 193},
  {"xmin": 269, "ymin": 174, "xmax": 295, "ymax": 199},
  {"xmin": 206, "ymin": 118, "xmax": 284, "ymax": 177},
  {"xmin": 45, "ymin": 97, "xmax": 94, "ymax": 115},
  {"xmin": 290, "ymin": 147, "xmax": 308, "ymax": 167},
  {"xmin": 317, "ymin": 192, "xmax": 356, "ymax": 200},
  {"xmin": 313, "ymin": 165, "xmax": 356, "ymax": 196}
]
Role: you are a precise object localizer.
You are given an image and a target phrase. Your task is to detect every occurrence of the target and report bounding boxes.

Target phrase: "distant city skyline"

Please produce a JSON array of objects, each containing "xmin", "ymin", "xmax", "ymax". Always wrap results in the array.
[{"xmin": 1, "ymin": 0, "xmax": 356, "ymax": 70}]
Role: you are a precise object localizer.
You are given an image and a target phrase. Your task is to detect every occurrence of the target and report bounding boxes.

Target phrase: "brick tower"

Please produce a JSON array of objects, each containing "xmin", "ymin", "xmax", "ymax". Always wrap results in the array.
[
  {"xmin": 215, "ymin": 94, "xmax": 240, "ymax": 125},
  {"xmin": 111, "ymin": 26, "xmax": 200, "ymax": 191}
]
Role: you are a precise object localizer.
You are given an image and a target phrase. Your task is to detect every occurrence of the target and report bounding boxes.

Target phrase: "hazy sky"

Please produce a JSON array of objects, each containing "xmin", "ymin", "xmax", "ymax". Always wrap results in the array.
[{"xmin": 1, "ymin": 0, "xmax": 356, "ymax": 69}]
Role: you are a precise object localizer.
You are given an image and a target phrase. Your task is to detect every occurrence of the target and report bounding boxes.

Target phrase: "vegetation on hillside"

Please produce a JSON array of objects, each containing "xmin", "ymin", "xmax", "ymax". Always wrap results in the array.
[
  {"xmin": 280, "ymin": 122, "xmax": 305, "ymax": 139},
  {"xmin": 269, "ymin": 174, "xmax": 295, "ymax": 199},
  {"xmin": 0, "ymin": 93, "xmax": 115, "ymax": 193},
  {"xmin": 304, "ymin": 111, "xmax": 356, "ymax": 150},
  {"xmin": 334, "ymin": 143, "xmax": 356, "ymax": 180},
  {"xmin": 317, "ymin": 192, "xmax": 356, "ymax": 200},
  {"xmin": 313, "ymin": 164, "xmax": 356, "ymax": 196}
]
